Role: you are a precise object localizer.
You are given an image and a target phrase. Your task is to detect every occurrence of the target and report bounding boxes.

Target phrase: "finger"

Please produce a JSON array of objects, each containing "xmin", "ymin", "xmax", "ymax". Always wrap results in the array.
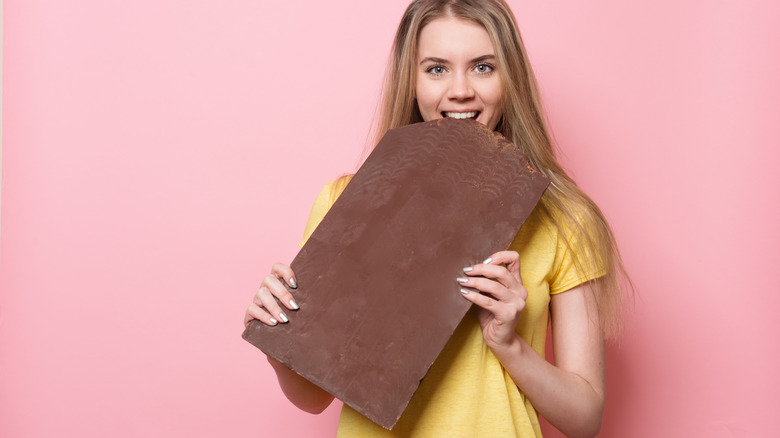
[
  {"xmin": 483, "ymin": 250, "xmax": 522, "ymax": 282},
  {"xmin": 462, "ymin": 263, "xmax": 518, "ymax": 290},
  {"xmin": 254, "ymin": 286, "xmax": 290, "ymax": 324},
  {"xmin": 456, "ymin": 275, "xmax": 507, "ymax": 299},
  {"xmin": 456, "ymin": 272, "xmax": 527, "ymax": 310},
  {"xmin": 245, "ymin": 303, "xmax": 279, "ymax": 327},
  {"xmin": 459, "ymin": 287, "xmax": 521, "ymax": 323},
  {"xmin": 262, "ymin": 274, "xmax": 300, "ymax": 311},
  {"xmin": 271, "ymin": 263, "xmax": 298, "ymax": 289},
  {"xmin": 458, "ymin": 287, "xmax": 515, "ymax": 319}
]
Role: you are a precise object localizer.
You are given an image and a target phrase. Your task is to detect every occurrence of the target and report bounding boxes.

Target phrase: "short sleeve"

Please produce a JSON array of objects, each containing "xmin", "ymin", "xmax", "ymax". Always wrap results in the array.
[
  {"xmin": 298, "ymin": 175, "xmax": 354, "ymax": 247},
  {"xmin": 548, "ymin": 209, "xmax": 607, "ymax": 295}
]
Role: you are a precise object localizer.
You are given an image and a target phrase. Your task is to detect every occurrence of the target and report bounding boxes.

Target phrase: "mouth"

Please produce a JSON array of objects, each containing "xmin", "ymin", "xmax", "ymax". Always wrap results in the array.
[{"xmin": 442, "ymin": 111, "xmax": 480, "ymax": 120}]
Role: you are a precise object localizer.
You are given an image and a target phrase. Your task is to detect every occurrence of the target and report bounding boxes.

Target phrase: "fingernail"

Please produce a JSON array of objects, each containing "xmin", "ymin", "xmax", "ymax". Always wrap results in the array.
[
  {"xmin": 482, "ymin": 257, "xmax": 493, "ymax": 264},
  {"xmin": 460, "ymin": 288, "xmax": 470, "ymax": 295},
  {"xmin": 269, "ymin": 318, "xmax": 278, "ymax": 325},
  {"xmin": 462, "ymin": 266, "xmax": 473, "ymax": 273},
  {"xmin": 456, "ymin": 277, "xmax": 469, "ymax": 284},
  {"xmin": 279, "ymin": 312, "xmax": 289, "ymax": 323},
  {"xmin": 290, "ymin": 299, "xmax": 299, "ymax": 310},
  {"xmin": 289, "ymin": 278, "xmax": 297, "ymax": 289}
]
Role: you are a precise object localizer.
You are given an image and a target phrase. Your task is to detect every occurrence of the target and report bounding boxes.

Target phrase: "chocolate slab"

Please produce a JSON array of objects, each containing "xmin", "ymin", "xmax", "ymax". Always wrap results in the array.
[{"xmin": 243, "ymin": 118, "xmax": 549, "ymax": 429}]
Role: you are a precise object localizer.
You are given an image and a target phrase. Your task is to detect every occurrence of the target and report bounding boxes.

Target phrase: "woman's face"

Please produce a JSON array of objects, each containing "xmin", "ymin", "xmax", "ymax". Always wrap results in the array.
[{"xmin": 415, "ymin": 17, "xmax": 503, "ymax": 131}]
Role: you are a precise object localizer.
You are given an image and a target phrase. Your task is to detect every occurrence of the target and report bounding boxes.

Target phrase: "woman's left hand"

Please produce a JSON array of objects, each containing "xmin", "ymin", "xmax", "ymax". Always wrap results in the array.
[{"xmin": 457, "ymin": 250, "xmax": 526, "ymax": 350}]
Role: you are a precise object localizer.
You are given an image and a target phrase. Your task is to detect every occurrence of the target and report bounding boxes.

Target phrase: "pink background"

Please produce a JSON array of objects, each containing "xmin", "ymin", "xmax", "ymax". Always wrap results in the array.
[{"xmin": 2, "ymin": 0, "xmax": 779, "ymax": 436}]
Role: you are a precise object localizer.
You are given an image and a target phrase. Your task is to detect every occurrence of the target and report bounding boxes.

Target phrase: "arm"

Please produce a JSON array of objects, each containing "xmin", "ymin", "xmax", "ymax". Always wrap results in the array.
[
  {"xmin": 244, "ymin": 263, "xmax": 336, "ymax": 414},
  {"xmin": 243, "ymin": 178, "xmax": 353, "ymax": 413},
  {"xmin": 460, "ymin": 252, "xmax": 605, "ymax": 438},
  {"xmin": 266, "ymin": 356, "xmax": 335, "ymax": 414},
  {"xmin": 495, "ymin": 284, "xmax": 604, "ymax": 438}
]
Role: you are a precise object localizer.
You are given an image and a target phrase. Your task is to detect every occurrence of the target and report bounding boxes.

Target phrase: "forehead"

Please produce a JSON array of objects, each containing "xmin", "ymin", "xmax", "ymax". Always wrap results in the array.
[{"xmin": 417, "ymin": 17, "xmax": 494, "ymax": 60}]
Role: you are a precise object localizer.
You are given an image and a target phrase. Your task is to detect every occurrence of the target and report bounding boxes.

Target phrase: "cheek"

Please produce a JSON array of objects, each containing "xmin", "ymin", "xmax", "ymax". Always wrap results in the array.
[
  {"xmin": 415, "ymin": 85, "xmax": 439, "ymax": 119},
  {"xmin": 484, "ymin": 81, "xmax": 503, "ymax": 109},
  {"xmin": 480, "ymin": 81, "xmax": 504, "ymax": 129}
]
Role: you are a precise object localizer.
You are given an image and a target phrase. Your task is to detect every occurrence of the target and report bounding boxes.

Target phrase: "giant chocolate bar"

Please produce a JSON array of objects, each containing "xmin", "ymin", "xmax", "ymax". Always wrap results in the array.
[{"xmin": 243, "ymin": 118, "xmax": 549, "ymax": 429}]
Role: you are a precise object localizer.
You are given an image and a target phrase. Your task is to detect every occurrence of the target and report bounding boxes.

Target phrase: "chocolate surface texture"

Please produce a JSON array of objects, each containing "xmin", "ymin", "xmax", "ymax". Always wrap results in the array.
[{"xmin": 242, "ymin": 118, "xmax": 550, "ymax": 429}]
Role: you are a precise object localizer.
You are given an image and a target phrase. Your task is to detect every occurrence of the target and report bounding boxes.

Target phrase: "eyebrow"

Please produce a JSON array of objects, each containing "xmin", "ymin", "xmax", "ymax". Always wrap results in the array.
[{"xmin": 418, "ymin": 54, "xmax": 496, "ymax": 65}]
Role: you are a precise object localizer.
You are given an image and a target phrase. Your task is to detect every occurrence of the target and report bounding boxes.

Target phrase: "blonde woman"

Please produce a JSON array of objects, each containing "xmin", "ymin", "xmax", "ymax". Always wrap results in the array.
[{"xmin": 245, "ymin": 0, "xmax": 630, "ymax": 436}]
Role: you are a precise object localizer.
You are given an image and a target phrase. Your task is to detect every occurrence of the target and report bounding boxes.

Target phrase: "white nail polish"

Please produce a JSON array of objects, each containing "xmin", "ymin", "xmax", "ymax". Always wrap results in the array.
[
  {"xmin": 456, "ymin": 277, "xmax": 469, "ymax": 284},
  {"xmin": 482, "ymin": 257, "xmax": 493, "ymax": 264},
  {"xmin": 460, "ymin": 288, "xmax": 470, "ymax": 295},
  {"xmin": 279, "ymin": 313, "xmax": 289, "ymax": 323},
  {"xmin": 289, "ymin": 277, "xmax": 297, "ymax": 289},
  {"xmin": 270, "ymin": 318, "xmax": 278, "ymax": 325},
  {"xmin": 290, "ymin": 299, "xmax": 299, "ymax": 310},
  {"xmin": 462, "ymin": 266, "xmax": 473, "ymax": 273}
]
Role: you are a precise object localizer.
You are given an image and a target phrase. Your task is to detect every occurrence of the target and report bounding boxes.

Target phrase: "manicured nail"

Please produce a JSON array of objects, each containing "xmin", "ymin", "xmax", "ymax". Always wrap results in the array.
[
  {"xmin": 289, "ymin": 278, "xmax": 298, "ymax": 289},
  {"xmin": 279, "ymin": 312, "xmax": 289, "ymax": 323},
  {"xmin": 289, "ymin": 299, "xmax": 299, "ymax": 310},
  {"xmin": 482, "ymin": 257, "xmax": 493, "ymax": 264},
  {"xmin": 269, "ymin": 318, "xmax": 278, "ymax": 325},
  {"xmin": 456, "ymin": 277, "xmax": 469, "ymax": 284},
  {"xmin": 460, "ymin": 288, "xmax": 470, "ymax": 295},
  {"xmin": 462, "ymin": 266, "xmax": 473, "ymax": 273}
]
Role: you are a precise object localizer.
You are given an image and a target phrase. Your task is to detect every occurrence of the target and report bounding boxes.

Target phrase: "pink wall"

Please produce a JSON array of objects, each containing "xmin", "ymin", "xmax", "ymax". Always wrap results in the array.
[{"xmin": 2, "ymin": 0, "xmax": 778, "ymax": 436}]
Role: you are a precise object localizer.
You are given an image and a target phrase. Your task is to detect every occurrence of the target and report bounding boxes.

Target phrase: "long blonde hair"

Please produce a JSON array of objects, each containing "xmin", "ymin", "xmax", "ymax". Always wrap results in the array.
[{"xmin": 373, "ymin": 0, "xmax": 632, "ymax": 339}]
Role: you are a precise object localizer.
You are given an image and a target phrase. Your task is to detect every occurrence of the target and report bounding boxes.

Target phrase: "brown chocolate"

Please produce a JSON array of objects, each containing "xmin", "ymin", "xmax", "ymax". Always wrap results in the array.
[{"xmin": 243, "ymin": 118, "xmax": 549, "ymax": 429}]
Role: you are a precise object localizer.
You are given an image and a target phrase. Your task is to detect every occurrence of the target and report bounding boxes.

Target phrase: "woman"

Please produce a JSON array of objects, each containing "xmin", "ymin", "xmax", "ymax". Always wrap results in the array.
[{"xmin": 245, "ymin": 0, "xmax": 630, "ymax": 436}]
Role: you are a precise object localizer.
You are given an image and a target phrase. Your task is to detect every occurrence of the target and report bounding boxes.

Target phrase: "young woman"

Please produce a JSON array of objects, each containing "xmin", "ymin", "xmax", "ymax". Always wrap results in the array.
[{"xmin": 244, "ymin": 1, "xmax": 630, "ymax": 436}]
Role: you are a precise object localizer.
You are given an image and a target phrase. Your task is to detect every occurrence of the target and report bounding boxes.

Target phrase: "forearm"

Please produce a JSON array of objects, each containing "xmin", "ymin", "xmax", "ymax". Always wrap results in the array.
[
  {"xmin": 492, "ymin": 336, "xmax": 604, "ymax": 438},
  {"xmin": 267, "ymin": 356, "xmax": 335, "ymax": 414}
]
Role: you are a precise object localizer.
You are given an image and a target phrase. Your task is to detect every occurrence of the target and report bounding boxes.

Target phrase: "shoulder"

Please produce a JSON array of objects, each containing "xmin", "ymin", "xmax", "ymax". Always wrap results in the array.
[
  {"xmin": 325, "ymin": 174, "xmax": 354, "ymax": 205},
  {"xmin": 299, "ymin": 174, "xmax": 355, "ymax": 247},
  {"xmin": 513, "ymin": 193, "xmax": 606, "ymax": 294},
  {"xmin": 310, "ymin": 174, "xmax": 355, "ymax": 210},
  {"xmin": 517, "ymin": 193, "xmax": 597, "ymax": 245},
  {"xmin": 540, "ymin": 192, "xmax": 604, "ymax": 251}
]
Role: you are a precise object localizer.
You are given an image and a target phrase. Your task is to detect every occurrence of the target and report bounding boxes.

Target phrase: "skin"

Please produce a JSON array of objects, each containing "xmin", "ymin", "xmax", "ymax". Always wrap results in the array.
[
  {"xmin": 245, "ymin": 17, "xmax": 606, "ymax": 437},
  {"xmin": 415, "ymin": 17, "xmax": 503, "ymax": 130},
  {"xmin": 459, "ymin": 252, "xmax": 605, "ymax": 438},
  {"xmin": 244, "ymin": 263, "xmax": 335, "ymax": 414}
]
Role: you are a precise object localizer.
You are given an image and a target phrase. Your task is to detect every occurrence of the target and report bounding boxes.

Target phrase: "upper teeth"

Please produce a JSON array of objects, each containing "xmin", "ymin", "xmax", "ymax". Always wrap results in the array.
[{"xmin": 444, "ymin": 112, "xmax": 477, "ymax": 119}]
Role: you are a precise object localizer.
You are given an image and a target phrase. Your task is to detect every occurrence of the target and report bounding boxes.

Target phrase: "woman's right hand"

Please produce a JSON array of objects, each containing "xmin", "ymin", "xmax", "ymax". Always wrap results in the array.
[
  {"xmin": 244, "ymin": 263, "xmax": 335, "ymax": 413},
  {"xmin": 244, "ymin": 263, "xmax": 300, "ymax": 327}
]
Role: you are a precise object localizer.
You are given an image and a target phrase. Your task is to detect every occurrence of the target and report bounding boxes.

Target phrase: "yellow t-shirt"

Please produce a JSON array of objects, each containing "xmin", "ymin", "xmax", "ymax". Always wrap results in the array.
[{"xmin": 300, "ymin": 175, "xmax": 603, "ymax": 438}]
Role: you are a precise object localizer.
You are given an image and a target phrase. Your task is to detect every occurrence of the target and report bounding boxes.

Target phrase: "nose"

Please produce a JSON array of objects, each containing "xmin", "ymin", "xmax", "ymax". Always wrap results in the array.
[{"xmin": 447, "ymin": 72, "xmax": 475, "ymax": 101}]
